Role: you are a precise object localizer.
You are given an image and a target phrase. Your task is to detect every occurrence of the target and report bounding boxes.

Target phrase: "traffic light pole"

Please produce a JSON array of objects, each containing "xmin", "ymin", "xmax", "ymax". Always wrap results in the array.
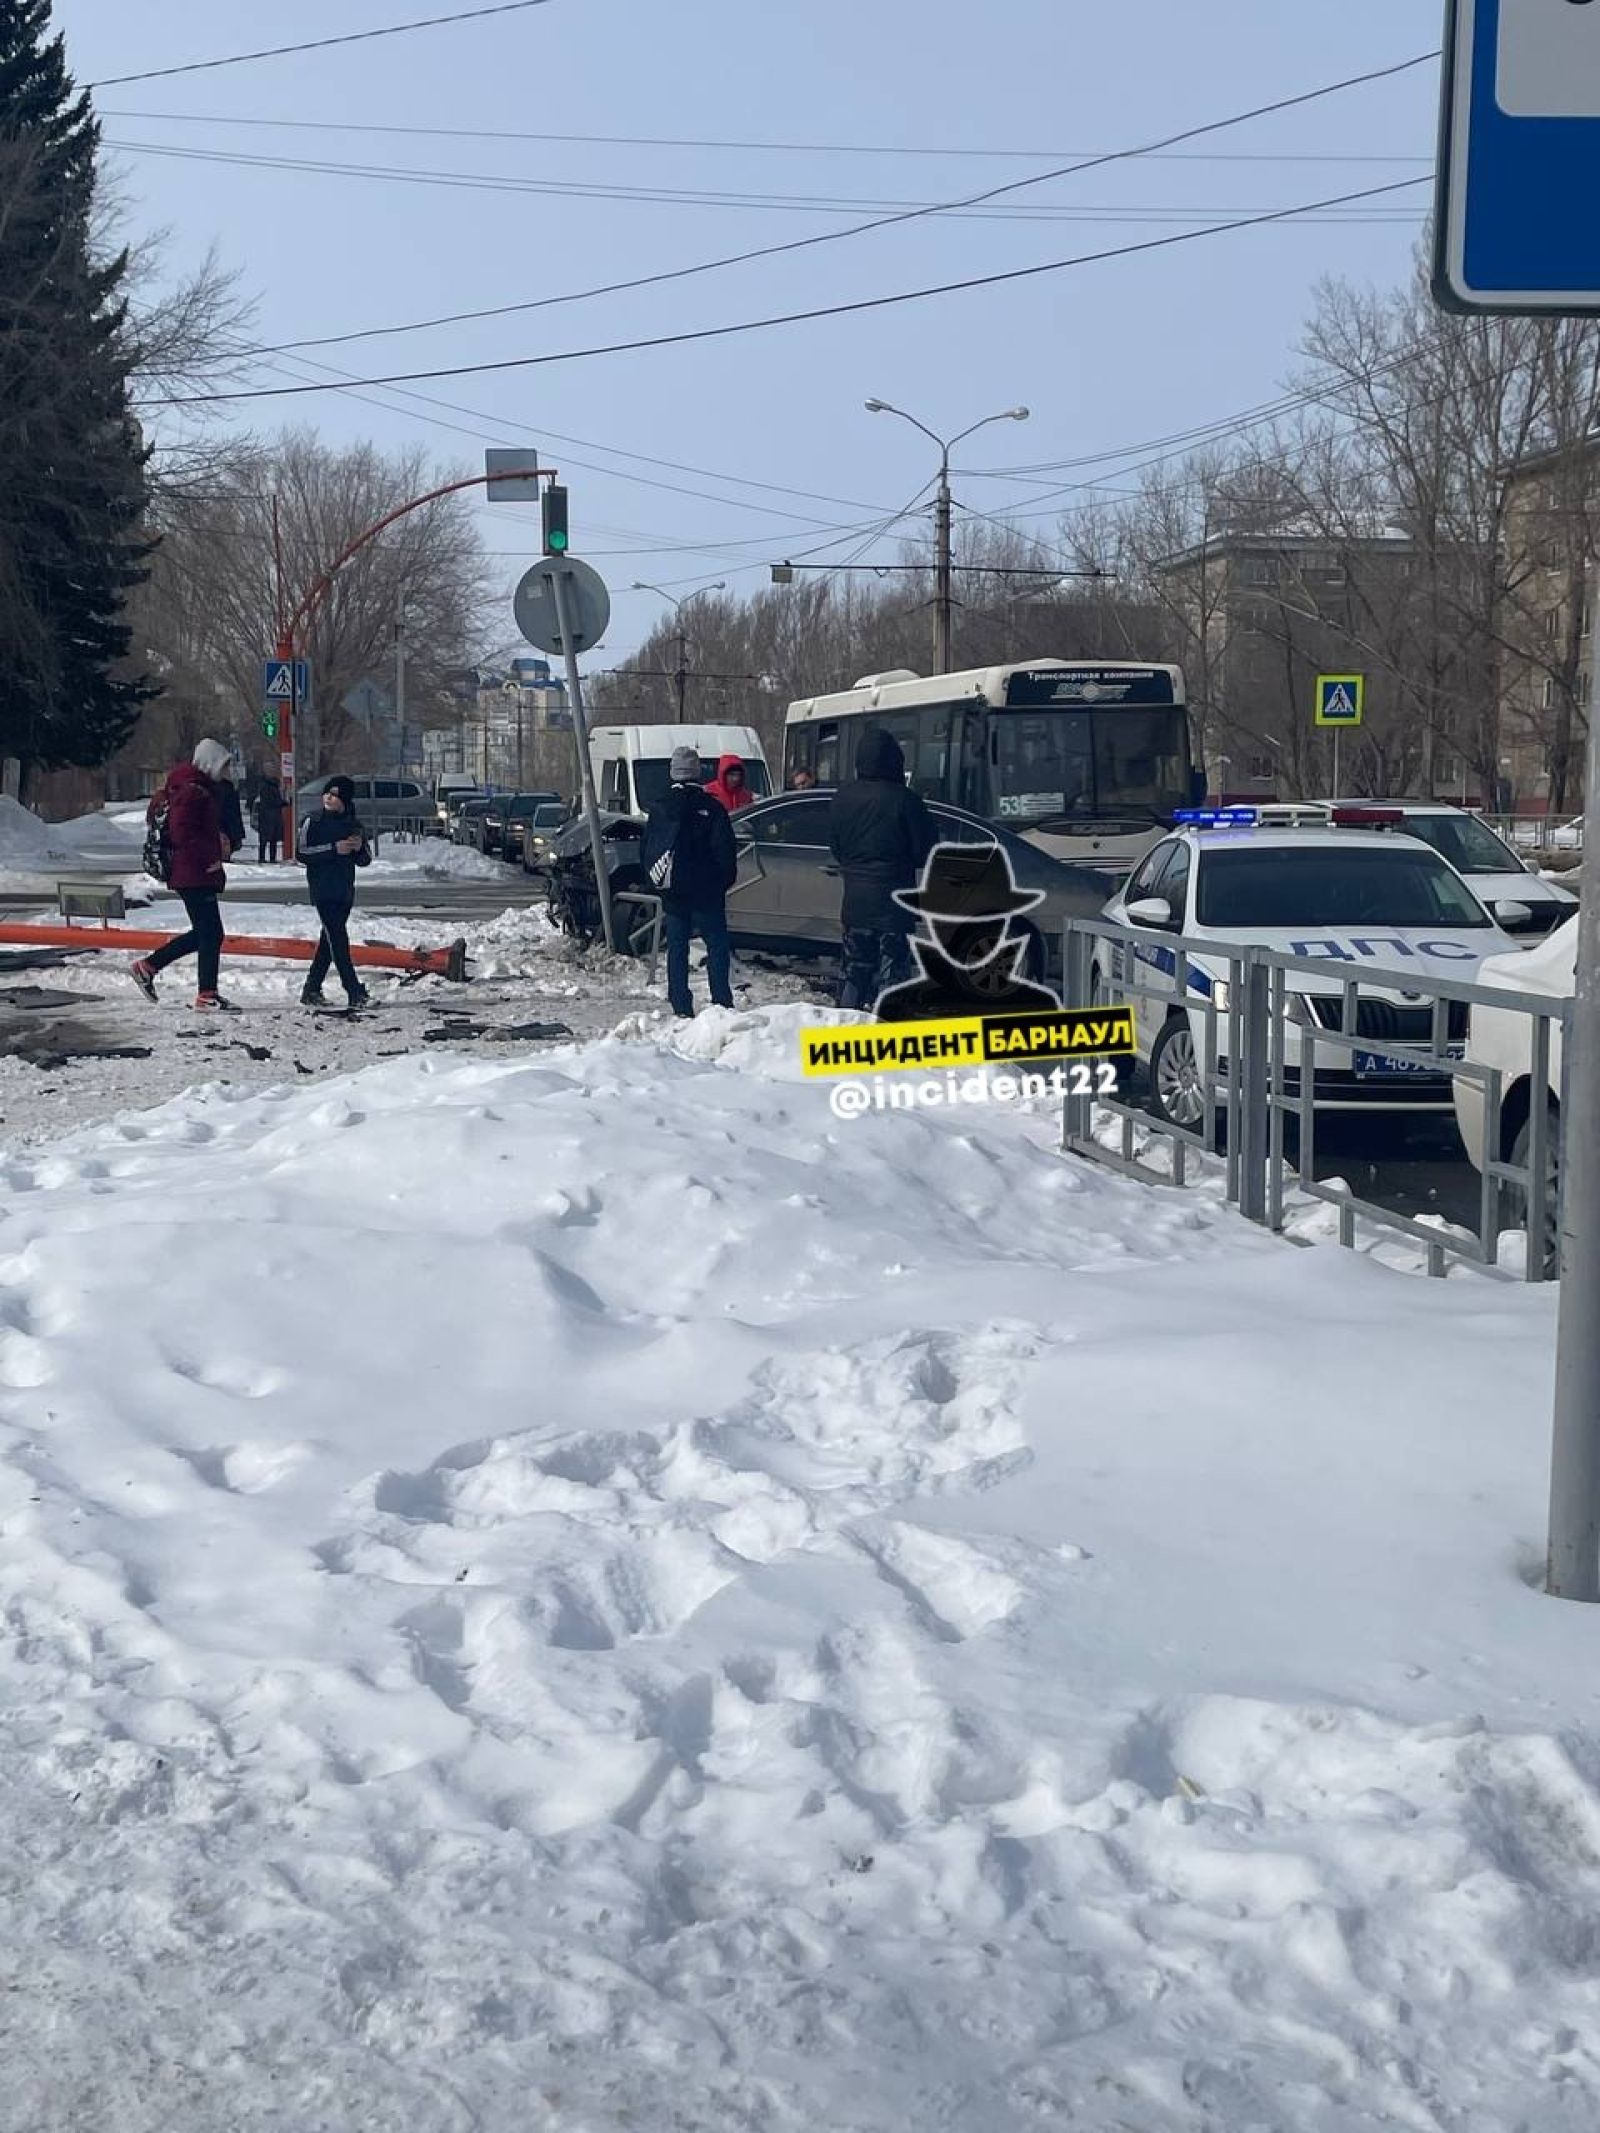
[{"xmin": 547, "ymin": 566, "xmax": 616, "ymax": 957}]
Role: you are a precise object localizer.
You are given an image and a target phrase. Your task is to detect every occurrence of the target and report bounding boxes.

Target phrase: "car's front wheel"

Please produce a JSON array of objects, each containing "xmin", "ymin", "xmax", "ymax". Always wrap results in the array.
[
  {"xmin": 1149, "ymin": 1014, "xmax": 1207, "ymax": 1131},
  {"xmin": 1509, "ymin": 1104, "xmax": 1561, "ymax": 1278}
]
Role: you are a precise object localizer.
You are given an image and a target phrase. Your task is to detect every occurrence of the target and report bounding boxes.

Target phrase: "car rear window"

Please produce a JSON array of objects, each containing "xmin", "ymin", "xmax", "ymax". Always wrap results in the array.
[{"xmin": 1196, "ymin": 846, "xmax": 1493, "ymax": 929}]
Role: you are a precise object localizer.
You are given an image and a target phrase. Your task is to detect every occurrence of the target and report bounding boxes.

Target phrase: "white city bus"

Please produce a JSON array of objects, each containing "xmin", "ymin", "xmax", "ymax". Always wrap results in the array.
[{"xmin": 783, "ymin": 659, "xmax": 1203, "ymax": 868}]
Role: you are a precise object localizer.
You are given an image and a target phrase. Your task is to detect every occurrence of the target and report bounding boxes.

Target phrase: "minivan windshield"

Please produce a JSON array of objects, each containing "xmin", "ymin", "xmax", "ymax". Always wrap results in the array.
[
  {"xmin": 1196, "ymin": 845, "xmax": 1494, "ymax": 929},
  {"xmin": 632, "ymin": 758, "xmax": 772, "ymax": 809}
]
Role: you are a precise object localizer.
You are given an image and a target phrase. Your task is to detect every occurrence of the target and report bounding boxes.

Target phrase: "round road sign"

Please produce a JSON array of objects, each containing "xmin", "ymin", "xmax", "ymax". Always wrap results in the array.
[{"xmin": 513, "ymin": 557, "xmax": 611, "ymax": 656}]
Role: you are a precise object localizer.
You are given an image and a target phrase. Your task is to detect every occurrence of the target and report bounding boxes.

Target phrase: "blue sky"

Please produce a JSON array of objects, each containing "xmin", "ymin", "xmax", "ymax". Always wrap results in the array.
[{"xmin": 57, "ymin": 0, "xmax": 1444, "ymax": 663}]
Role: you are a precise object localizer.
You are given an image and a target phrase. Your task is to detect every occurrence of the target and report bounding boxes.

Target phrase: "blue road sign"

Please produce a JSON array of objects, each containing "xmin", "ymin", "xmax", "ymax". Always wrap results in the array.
[
  {"xmin": 263, "ymin": 659, "xmax": 310, "ymax": 702},
  {"xmin": 1437, "ymin": 0, "xmax": 1600, "ymax": 313}
]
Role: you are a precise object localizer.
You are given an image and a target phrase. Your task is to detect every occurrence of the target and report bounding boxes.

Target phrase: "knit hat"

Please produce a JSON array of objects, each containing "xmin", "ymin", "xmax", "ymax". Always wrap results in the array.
[
  {"xmin": 325, "ymin": 775, "xmax": 356, "ymax": 810},
  {"xmin": 192, "ymin": 738, "xmax": 231, "ymax": 779},
  {"xmin": 670, "ymin": 746, "xmax": 701, "ymax": 783}
]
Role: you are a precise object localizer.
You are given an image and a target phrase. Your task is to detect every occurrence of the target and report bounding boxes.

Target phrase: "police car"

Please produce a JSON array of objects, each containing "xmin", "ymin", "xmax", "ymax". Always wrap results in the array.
[{"xmin": 1095, "ymin": 807, "xmax": 1532, "ymax": 1127}]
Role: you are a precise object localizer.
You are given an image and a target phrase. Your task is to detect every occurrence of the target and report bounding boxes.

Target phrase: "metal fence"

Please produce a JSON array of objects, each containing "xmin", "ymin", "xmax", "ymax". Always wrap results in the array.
[{"xmin": 1060, "ymin": 916, "xmax": 1569, "ymax": 1282}]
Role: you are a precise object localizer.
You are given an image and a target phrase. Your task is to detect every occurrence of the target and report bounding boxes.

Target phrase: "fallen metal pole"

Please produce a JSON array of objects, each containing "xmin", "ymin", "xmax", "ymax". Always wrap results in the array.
[{"xmin": 0, "ymin": 922, "xmax": 468, "ymax": 982}]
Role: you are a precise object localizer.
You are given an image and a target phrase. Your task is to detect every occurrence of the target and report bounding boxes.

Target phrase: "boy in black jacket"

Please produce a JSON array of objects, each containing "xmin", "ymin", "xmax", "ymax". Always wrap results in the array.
[
  {"xmin": 299, "ymin": 776, "xmax": 373, "ymax": 1008},
  {"xmin": 640, "ymin": 746, "xmax": 739, "ymax": 1018}
]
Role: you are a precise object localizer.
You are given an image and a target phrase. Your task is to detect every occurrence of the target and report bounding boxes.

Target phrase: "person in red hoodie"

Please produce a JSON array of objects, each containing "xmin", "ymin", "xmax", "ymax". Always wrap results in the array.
[
  {"xmin": 130, "ymin": 739, "xmax": 240, "ymax": 1013},
  {"xmin": 705, "ymin": 752, "xmax": 754, "ymax": 813}
]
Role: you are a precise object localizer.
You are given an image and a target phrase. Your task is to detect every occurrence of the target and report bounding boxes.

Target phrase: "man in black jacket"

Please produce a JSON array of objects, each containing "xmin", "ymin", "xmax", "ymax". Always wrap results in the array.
[
  {"xmin": 826, "ymin": 726, "xmax": 937, "ymax": 1011},
  {"xmin": 298, "ymin": 775, "xmax": 373, "ymax": 1008},
  {"xmin": 641, "ymin": 745, "xmax": 739, "ymax": 1018}
]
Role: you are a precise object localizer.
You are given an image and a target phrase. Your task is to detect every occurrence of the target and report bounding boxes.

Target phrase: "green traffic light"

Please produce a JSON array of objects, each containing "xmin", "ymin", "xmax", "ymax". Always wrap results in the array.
[{"xmin": 548, "ymin": 529, "xmax": 568, "ymax": 552}]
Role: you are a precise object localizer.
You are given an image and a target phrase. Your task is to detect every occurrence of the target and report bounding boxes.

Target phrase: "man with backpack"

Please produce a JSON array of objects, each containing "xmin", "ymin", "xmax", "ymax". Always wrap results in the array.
[
  {"xmin": 130, "ymin": 739, "xmax": 238, "ymax": 1012},
  {"xmin": 641, "ymin": 745, "xmax": 739, "ymax": 1019}
]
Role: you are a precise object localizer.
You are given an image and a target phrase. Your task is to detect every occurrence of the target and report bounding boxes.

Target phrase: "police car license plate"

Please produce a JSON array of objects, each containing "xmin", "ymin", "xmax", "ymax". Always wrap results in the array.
[{"xmin": 1352, "ymin": 1046, "xmax": 1465, "ymax": 1077}]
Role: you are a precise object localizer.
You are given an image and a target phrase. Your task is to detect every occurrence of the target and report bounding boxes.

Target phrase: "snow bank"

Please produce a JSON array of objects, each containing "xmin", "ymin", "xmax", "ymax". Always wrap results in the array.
[
  {"xmin": 0, "ymin": 795, "xmax": 142, "ymax": 873},
  {"xmin": 0, "ymin": 1009, "xmax": 1589, "ymax": 2128}
]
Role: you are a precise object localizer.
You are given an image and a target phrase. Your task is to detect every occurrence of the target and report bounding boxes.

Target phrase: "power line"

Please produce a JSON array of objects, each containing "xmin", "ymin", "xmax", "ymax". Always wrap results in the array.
[
  {"xmin": 140, "ymin": 176, "xmax": 1433, "ymax": 408},
  {"xmin": 98, "ymin": 106, "xmax": 1438, "ymax": 167},
  {"xmin": 86, "ymin": 1, "xmax": 560, "ymax": 90},
  {"xmin": 184, "ymin": 49, "xmax": 1438, "ymax": 364},
  {"xmin": 104, "ymin": 137, "xmax": 1426, "ymax": 226}
]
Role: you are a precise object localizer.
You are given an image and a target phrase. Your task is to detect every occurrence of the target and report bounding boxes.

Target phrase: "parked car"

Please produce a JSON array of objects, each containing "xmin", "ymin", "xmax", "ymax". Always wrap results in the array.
[
  {"xmin": 483, "ymin": 790, "xmax": 562, "ymax": 860},
  {"xmin": 1095, "ymin": 809, "xmax": 1528, "ymax": 1128},
  {"xmin": 1306, "ymin": 801, "xmax": 1578, "ymax": 935},
  {"xmin": 1550, "ymin": 814, "xmax": 1586, "ymax": 852},
  {"xmin": 451, "ymin": 798, "xmax": 495, "ymax": 847},
  {"xmin": 432, "ymin": 774, "xmax": 482, "ymax": 835},
  {"xmin": 723, "ymin": 790, "xmax": 1115, "ymax": 982},
  {"xmin": 1453, "ymin": 921, "xmax": 1573, "ymax": 1273},
  {"xmin": 519, "ymin": 800, "xmax": 572, "ymax": 874},
  {"xmin": 295, "ymin": 775, "xmax": 430, "ymax": 835}
]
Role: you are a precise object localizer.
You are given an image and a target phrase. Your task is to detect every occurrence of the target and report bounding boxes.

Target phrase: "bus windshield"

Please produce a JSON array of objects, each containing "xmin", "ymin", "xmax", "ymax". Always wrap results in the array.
[{"xmin": 994, "ymin": 708, "xmax": 1191, "ymax": 825}]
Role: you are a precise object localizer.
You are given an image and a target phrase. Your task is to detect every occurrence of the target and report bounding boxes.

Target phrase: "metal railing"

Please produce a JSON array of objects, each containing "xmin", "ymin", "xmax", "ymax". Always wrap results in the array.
[
  {"xmin": 1061, "ymin": 916, "xmax": 1570, "ymax": 1282},
  {"xmin": 1483, "ymin": 813, "xmax": 1584, "ymax": 854}
]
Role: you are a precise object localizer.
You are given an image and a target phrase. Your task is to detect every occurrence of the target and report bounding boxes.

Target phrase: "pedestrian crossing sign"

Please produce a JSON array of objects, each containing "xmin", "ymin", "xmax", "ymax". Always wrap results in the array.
[{"xmin": 1315, "ymin": 674, "xmax": 1364, "ymax": 728}]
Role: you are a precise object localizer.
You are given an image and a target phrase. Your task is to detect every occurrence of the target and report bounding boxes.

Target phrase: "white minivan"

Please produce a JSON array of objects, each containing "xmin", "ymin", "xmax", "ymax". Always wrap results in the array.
[{"xmin": 588, "ymin": 725, "xmax": 771, "ymax": 818}]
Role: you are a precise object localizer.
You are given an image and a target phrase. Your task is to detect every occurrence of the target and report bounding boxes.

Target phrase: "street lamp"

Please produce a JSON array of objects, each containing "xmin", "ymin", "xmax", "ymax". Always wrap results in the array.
[
  {"xmin": 630, "ymin": 581, "xmax": 727, "ymax": 719},
  {"xmin": 864, "ymin": 399, "xmax": 1029, "ymax": 674}
]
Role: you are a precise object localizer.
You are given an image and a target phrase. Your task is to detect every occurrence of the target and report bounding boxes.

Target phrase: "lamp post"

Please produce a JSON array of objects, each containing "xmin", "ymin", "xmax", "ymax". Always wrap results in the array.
[
  {"xmin": 864, "ymin": 400, "xmax": 1029, "ymax": 674},
  {"xmin": 630, "ymin": 581, "xmax": 727, "ymax": 718}
]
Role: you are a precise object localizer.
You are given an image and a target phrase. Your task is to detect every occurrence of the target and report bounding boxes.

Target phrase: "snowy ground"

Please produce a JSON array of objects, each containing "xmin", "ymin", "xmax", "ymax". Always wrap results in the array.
[
  {"xmin": 0, "ymin": 898, "xmax": 817, "ymax": 1144},
  {"xmin": 0, "ymin": 954, "xmax": 1593, "ymax": 2128}
]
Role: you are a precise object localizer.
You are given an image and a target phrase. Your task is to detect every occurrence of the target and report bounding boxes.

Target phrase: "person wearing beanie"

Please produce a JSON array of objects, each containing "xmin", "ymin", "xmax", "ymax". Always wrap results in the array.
[
  {"xmin": 129, "ymin": 739, "xmax": 239, "ymax": 1012},
  {"xmin": 298, "ymin": 775, "xmax": 372, "ymax": 1008},
  {"xmin": 640, "ymin": 745, "xmax": 739, "ymax": 1018}
]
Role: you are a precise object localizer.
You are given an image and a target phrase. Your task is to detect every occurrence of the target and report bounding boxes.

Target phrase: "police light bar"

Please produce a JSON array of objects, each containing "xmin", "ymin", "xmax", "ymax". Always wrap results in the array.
[
  {"xmin": 1175, "ymin": 807, "xmax": 1258, "ymax": 828},
  {"xmin": 1329, "ymin": 807, "xmax": 1404, "ymax": 828}
]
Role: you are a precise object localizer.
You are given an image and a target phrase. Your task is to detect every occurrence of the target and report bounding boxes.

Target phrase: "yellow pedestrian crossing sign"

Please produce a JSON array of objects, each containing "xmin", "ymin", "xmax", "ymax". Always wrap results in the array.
[{"xmin": 1315, "ymin": 674, "xmax": 1364, "ymax": 728}]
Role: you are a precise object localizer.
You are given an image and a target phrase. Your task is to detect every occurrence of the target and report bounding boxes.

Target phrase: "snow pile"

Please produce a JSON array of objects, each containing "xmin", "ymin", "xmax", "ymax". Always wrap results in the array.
[
  {"xmin": 0, "ymin": 795, "xmax": 142, "ymax": 878},
  {"xmin": 0, "ymin": 1008, "xmax": 1590, "ymax": 2128}
]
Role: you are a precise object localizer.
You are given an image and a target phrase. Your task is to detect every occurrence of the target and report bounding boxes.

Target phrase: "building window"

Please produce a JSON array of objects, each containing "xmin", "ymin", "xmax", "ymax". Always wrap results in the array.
[
  {"xmin": 1581, "ymin": 670, "xmax": 1594, "ymax": 707},
  {"xmin": 1545, "ymin": 606, "xmax": 1563, "ymax": 638},
  {"xmin": 1247, "ymin": 754, "xmax": 1275, "ymax": 780},
  {"xmin": 1583, "ymin": 601, "xmax": 1593, "ymax": 639}
]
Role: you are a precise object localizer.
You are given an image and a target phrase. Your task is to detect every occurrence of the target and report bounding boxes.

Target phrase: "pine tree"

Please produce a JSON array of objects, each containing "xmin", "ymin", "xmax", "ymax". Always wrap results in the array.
[{"xmin": 0, "ymin": 0, "xmax": 153, "ymax": 787}]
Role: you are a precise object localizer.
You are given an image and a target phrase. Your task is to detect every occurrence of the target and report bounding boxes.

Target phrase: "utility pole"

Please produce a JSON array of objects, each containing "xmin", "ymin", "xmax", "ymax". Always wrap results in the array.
[
  {"xmin": 393, "ymin": 605, "xmax": 407, "ymax": 794},
  {"xmin": 631, "ymin": 581, "xmax": 725, "ymax": 720},
  {"xmin": 865, "ymin": 399, "xmax": 1029, "ymax": 679},
  {"xmin": 933, "ymin": 460, "xmax": 954, "ymax": 676}
]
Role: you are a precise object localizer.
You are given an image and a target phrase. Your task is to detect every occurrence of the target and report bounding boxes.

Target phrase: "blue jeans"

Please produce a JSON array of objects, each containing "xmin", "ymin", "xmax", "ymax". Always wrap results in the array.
[{"xmin": 665, "ymin": 904, "xmax": 733, "ymax": 1017}]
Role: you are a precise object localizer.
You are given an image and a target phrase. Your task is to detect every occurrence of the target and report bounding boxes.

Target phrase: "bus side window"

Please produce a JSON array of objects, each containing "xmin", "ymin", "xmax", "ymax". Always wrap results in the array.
[
  {"xmin": 911, "ymin": 707, "xmax": 952, "ymax": 798},
  {"xmin": 814, "ymin": 720, "xmax": 841, "ymax": 787},
  {"xmin": 953, "ymin": 711, "xmax": 986, "ymax": 814}
]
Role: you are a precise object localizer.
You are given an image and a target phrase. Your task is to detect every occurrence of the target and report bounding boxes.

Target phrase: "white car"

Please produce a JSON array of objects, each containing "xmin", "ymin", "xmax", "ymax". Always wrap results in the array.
[
  {"xmin": 1306, "ymin": 801, "xmax": 1578, "ymax": 937},
  {"xmin": 1452, "ymin": 921, "xmax": 1571, "ymax": 1268},
  {"xmin": 1550, "ymin": 815, "xmax": 1585, "ymax": 852},
  {"xmin": 1095, "ymin": 809, "xmax": 1530, "ymax": 1127}
]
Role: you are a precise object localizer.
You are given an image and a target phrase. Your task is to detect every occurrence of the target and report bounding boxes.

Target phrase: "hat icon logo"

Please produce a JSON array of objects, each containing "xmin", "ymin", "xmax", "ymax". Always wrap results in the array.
[{"xmin": 893, "ymin": 842, "xmax": 1045, "ymax": 926}]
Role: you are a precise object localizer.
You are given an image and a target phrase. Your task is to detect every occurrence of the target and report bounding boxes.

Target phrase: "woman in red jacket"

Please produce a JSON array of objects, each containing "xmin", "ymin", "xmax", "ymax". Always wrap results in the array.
[{"xmin": 130, "ymin": 739, "xmax": 239, "ymax": 1012}]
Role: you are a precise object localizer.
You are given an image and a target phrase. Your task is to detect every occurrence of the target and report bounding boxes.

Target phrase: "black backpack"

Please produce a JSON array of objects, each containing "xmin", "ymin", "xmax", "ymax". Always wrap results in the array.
[{"xmin": 142, "ymin": 788, "xmax": 172, "ymax": 884}]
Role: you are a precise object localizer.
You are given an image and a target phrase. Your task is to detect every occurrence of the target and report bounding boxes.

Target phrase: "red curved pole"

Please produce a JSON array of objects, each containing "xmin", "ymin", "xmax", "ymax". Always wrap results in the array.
[{"xmin": 272, "ymin": 462, "xmax": 551, "ymax": 855}]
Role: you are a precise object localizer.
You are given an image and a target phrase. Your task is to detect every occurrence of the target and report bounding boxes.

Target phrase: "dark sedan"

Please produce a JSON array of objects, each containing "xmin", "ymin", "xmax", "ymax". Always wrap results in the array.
[{"xmin": 725, "ymin": 792, "xmax": 1117, "ymax": 979}]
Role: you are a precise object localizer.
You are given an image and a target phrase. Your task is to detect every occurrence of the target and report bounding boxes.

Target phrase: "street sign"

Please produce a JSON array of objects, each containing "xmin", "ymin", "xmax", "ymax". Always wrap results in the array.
[
  {"xmin": 514, "ymin": 557, "xmax": 610, "ymax": 655},
  {"xmin": 1437, "ymin": 0, "xmax": 1600, "ymax": 312},
  {"xmin": 484, "ymin": 448, "xmax": 545, "ymax": 503},
  {"xmin": 1315, "ymin": 674, "xmax": 1365, "ymax": 728},
  {"xmin": 263, "ymin": 659, "xmax": 310, "ymax": 703}
]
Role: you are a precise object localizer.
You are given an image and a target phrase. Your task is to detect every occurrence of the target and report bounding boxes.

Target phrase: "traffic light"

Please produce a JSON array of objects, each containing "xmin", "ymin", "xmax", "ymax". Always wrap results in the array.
[{"xmin": 542, "ymin": 484, "xmax": 569, "ymax": 555}]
